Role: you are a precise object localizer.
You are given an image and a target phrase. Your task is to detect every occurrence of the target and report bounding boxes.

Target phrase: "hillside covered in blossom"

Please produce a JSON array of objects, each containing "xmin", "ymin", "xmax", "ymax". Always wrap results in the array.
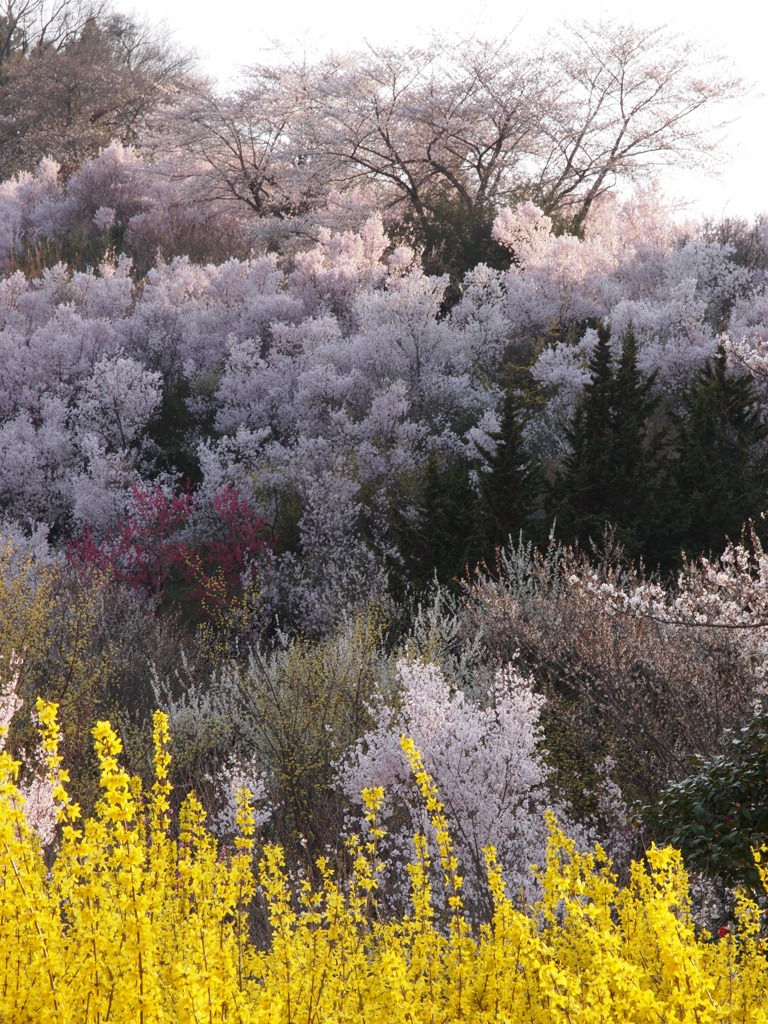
[{"xmin": 3, "ymin": 0, "xmax": 768, "ymax": 955}]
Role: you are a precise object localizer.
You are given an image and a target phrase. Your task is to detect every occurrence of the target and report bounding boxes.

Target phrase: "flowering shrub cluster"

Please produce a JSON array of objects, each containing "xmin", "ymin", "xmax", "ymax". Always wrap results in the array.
[
  {"xmin": 338, "ymin": 657, "xmax": 571, "ymax": 921},
  {"xmin": 0, "ymin": 651, "xmax": 57, "ymax": 845},
  {"xmin": 2, "ymin": 169, "xmax": 768, "ymax": 628},
  {"xmin": 1, "ymin": 704, "xmax": 259, "ymax": 1021},
  {"xmin": 7, "ymin": 518, "xmax": 768, "ymax": 900},
  {"xmin": 3, "ymin": 704, "xmax": 768, "ymax": 1022},
  {"xmin": 158, "ymin": 607, "xmax": 389, "ymax": 853},
  {"xmin": 3, "ymin": 18, "xmax": 768, "ymax": 995},
  {"xmin": 0, "ymin": 536, "xmax": 125, "ymax": 810},
  {"xmin": 571, "ymin": 522, "xmax": 768, "ymax": 685},
  {"xmin": 457, "ymin": 537, "xmax": 762, "ymax": 813},
  {"xmin": 68, "ymin": 481, "xmax": 272, "ymax": 627}
]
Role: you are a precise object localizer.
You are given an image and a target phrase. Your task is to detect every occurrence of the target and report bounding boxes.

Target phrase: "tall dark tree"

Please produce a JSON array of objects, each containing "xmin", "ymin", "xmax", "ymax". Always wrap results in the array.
[
  {"xmin": 673, "ymin": 348, "xmax": 768, "ymax": 556},
  {"xmin": 554, "ymin": 324, "xmax": 665, "ymax": 562},
  {"xmin": 468, "ymin": 381, "xmax": 543, "ymax": 566},
  {"xmin": 394, "ymin": 447, "xmax": 475, "ymax": 594},
  {"xmin": 411, "ymin": 197, "xmax": 513, "ymax": 293}
]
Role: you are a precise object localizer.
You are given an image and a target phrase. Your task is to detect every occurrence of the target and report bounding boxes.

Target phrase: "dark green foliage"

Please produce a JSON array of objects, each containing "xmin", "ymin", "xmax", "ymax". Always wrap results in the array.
[
  {"xmin": 399, "ymin": 197, "xmax": 513, "ymax": 299},
  {"xmin": 145, "ymin": 377, "xmax": 203, "ymax": 485},
  {"xmin": 553, "ymin": 324, "xmax": 667, "ymax": 564},
  {"xmin": 468, "ymin": 381, "xmax": 544, "ymax": 565},
  {"xmin": 394, "ymin": 447, "xmax": 475, "ymax": 594},
  {"xmin": 554, "ymin": 335, "xmax": 768, "ymax": 568},
  {"xmin": 672, "ymin": 348, "xmax": 768, "ymax": 557},
  {"xmin": 555, "ymin": 324, "xmax": 615, "ymax": 542},
  {"xmin": 649, "ymin": 711, "xmax": 768, "ymax": 890}
]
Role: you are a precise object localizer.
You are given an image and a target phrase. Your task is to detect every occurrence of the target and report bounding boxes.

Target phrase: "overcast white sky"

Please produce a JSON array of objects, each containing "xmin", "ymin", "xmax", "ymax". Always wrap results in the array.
[{"xmin": 120, "ymin": 0, "xmax": 768, "ymax": 220}]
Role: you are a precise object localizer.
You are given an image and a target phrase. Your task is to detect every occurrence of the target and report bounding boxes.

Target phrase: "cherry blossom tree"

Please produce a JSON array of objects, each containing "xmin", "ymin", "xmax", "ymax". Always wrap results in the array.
[
  {"xmin": 0, "ymin": 0, "xmax": 194, "ymax": 177},
  {"xmin": 172, "ymin": 25, "xmax": 738, "ymax": 247},
  {"xmin": 338, "ymin": 657, "xmax": 571, "ymax": 922},
  {"xmin": 532, "ymin": 21, "xmax": 740, "ymax": 231}
]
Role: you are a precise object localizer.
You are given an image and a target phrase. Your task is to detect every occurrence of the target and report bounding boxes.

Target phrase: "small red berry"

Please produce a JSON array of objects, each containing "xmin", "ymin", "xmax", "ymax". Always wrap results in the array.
[{"xmin": 724, "ymin": 815, "xmax": 732, "ymax": 824}]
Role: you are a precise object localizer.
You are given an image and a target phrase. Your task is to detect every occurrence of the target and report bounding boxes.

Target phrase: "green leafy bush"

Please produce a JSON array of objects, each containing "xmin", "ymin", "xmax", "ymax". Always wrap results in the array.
[{"xmin": 649, "ymin": 709, "xmax": 768, "ymax": 890}]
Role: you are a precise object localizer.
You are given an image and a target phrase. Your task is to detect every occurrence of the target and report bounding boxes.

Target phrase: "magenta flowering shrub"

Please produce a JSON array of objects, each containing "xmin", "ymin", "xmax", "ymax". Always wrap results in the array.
[{"xmin": 68, "ymin": 482, "xmax": 271, "ymax": 621}]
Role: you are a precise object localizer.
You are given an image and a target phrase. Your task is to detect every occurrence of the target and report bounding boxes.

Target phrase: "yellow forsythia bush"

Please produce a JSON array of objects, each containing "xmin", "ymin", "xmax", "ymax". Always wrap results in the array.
[{"xmin": 3, "ymin": 708, "xmax": 768, "ymax": 1023}]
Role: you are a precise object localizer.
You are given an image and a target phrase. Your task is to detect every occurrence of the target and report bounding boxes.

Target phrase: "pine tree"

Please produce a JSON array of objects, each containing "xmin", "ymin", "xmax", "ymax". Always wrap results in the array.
[
  {"xmin": 554, "ymin": 324, "xmax": 665, "ymax": 562},
  {"xmin": 607, "ymin": 326, "xmax": 668, "ymax": 558},
  {"xmin": 394, "ymin": 447, "xmax": 475, "ymax": 594},
  {"xmin": 555, "ymin": 323, "xmax": 615, "ymax": 540},
  {"xmin": 673, "ymin": 348, "xmax": 768, "ymax": 555},
  {"xmin": 468, "ymin": 382, "xmax": 543, "ymax": 566}
]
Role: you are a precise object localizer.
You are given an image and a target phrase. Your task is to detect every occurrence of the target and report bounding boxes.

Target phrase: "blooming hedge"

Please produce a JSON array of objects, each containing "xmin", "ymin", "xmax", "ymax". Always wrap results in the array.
[{"xmin": 2, "ymin": 705, "xmax": 768, "ymax": 1023}]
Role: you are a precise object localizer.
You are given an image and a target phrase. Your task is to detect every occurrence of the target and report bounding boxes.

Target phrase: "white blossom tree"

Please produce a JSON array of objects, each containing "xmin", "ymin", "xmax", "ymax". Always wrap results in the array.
[{"xmin": 338, "ymin": 657, "xmax": 570, "ymax": 921}]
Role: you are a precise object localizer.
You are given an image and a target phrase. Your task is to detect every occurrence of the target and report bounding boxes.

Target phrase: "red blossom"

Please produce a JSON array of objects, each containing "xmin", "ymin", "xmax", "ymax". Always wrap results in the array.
[{"xmin": 68, "ymin": 482, "xmax": 271, "ymax": 622}]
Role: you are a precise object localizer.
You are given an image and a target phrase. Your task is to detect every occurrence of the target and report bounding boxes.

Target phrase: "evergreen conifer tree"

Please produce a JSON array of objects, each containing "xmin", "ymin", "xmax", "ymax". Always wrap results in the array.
[
  {"xmin": 673, "ymin": 348, "xmax": 768, "ymax": 555},
  {"xmin": 468, "ymin": 381, "xmax": 543, "ymax": 566},
  {"xmin": 554, "ymin": 324, "xmax": 665, "ymax": 563},
  {"xmin": 394, "ymin": 447, "xmax": 475, "ymax": 593}
]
